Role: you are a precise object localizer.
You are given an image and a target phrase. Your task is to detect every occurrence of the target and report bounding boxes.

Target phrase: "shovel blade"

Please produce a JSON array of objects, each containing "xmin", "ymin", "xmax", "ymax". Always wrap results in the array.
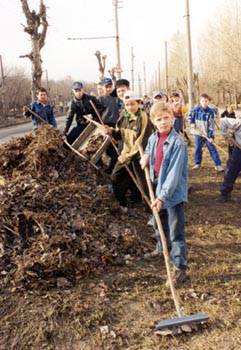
[{"xmin": 156, "ymin": 313, "xmax": 209, "ymax": 330}]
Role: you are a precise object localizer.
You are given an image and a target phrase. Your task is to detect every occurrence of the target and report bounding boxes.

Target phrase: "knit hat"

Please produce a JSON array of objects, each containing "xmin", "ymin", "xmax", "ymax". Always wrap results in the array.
[{"xmin": 115, "ymin": 79, "xmax": 130, "ymax": 88}]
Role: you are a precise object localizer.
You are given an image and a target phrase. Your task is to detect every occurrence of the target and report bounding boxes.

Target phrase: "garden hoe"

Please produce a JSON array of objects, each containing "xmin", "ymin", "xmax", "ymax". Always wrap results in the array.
[{"xmin": 137, "ymin": 143, "xmax": 209, "ymax": 333}]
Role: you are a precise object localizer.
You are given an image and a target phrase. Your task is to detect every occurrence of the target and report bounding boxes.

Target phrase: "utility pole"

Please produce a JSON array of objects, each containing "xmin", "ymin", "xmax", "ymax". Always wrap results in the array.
[
  {"xmin": 165, "ymin": 41, "xmax": 169, "ymax": 95},
  {"xmin": 185, "ymin": 0, "xmax": 194, "ymax": 109},
  {"xmin": 0, "ymin": 55, "xmax": 6, "ymax": 118},
  {"xmin": 158, "ymin": 61, "xmax": 161, "ymax": 91},
  {"xmin": 113, "ymin": 0, "xmax": 122, "ymax": 79},
  {"xmin": 155, "ymin": 70, "xmax": 158, "ymax": 91},
  {"xmin": 138, "ymin": 74, "xmax": 142, "ymax": 97},
  {"xmin": 143, "ymin": 62, "xmax": 147, "ymax": 94},
  {"xmin": 131, "ymin": 46, "xmax": 135, "ymax": 90},
  {"xmin": 68, "ymin": 1, "xmax": 122, "ymax": 80}
]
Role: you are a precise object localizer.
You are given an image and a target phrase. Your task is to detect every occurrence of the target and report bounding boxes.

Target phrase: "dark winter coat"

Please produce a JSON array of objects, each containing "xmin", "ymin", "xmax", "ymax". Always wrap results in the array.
[{"xmin": 64, "ymin": 94, "xmax": 104, "ymax": 134}]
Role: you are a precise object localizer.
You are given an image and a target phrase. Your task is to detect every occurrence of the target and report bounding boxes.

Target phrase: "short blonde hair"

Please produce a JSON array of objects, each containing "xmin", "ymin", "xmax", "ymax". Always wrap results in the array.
[{"xmin": 150, "ymin": 102, "xmax": 174, "ymax": 121}]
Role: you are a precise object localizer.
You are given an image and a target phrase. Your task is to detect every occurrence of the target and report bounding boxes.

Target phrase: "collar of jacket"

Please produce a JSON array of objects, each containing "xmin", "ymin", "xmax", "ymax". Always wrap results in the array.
[{"xmin": 123, "ymin": 109, "xmax": 141, "ymax": 119}]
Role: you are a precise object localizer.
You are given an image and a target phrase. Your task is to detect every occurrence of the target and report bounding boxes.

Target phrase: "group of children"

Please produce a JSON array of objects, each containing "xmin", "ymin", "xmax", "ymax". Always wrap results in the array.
[{"xmin": 24, "ymin": 82, "xmax": 241, "ymax": 288}]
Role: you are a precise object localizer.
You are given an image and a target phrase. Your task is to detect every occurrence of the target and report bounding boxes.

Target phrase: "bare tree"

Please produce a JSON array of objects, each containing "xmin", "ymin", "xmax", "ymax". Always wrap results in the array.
[
  {"xmin": 94, "ymin": 51, "xmax": 107, "ymax": 80},
  {"xmin": 19, "ymin": 0, "xmax": 48, "ymax": 96}
]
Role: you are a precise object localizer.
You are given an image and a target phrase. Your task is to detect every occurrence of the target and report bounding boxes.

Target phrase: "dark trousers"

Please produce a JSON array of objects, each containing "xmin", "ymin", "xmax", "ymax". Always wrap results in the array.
[
  {"xmin": 106, "ymin": 143, "xmax": 118, "ymax": 173},
  {"xmin": 67, "ymin": 124, "xmax": 87, "ymax": 145},
  {"xmin": 111, "ymin": 159, "xmax": 147, "ymax": 207},
  {"xmin": 220, "ymin": 146, "xmax": 241, "ymax": 195}
]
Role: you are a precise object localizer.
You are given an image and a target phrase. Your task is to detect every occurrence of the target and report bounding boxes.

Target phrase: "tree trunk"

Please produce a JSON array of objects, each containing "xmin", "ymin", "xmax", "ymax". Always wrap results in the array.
[{"xmin": 20, "ymin": 0, "xmax": 48, "ymax": 97}]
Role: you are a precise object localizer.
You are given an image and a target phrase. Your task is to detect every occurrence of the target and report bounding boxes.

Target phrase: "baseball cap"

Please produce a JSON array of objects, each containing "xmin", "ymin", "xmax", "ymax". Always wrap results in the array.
[
  {"xmin": 72, "ymin": 81, "xmax": 83, "ymax": 90},
  {"xmin": 123, "ymin": 90, "xmax": 141, "ymax": 101},
  {"xmin": 153, "ymin": 91, "xmax": 163, "ymax": 98},
  {"xmin": 101, "ymin": 78, "xmax": 113, "ymax": 86}
]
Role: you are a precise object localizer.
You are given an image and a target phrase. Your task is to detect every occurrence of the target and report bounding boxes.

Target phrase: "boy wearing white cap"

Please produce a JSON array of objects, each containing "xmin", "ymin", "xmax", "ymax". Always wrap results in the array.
[{"xmin": 105, "ymin": 91, "xmax": 153, "ymax": 211}]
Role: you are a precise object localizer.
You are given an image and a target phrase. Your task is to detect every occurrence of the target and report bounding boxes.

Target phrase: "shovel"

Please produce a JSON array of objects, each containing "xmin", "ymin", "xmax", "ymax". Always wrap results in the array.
[{"xmin": 137, "ymin": 143, "xmax": 209, "ymax": 330}]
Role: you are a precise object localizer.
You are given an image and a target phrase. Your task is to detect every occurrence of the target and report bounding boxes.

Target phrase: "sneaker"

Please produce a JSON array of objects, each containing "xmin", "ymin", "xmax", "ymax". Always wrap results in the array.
[
  {"xmin": 147, "ymin": 214, "xmax": 154, "ymax": 226},
  {"xmin": 144, "ymin": 249, "xmax": 162, "ymax": 261},
  {"xmin": 192, "ymin": 164, "xmax": 201, "ymax": 170},
  {"xmin": 166, "ymin": 267, "xmax": 187, "ymax": 288},
  {"xmin": 216, "ymin": 193, "xmax": 232, "ymax": 203},
  {"xmin": 120, "ymin": 206, "xmax": 128, "ymax": 214},
  {"xmin": 215, "ymin": 165, "xmax": 224, "ymax": 172}
]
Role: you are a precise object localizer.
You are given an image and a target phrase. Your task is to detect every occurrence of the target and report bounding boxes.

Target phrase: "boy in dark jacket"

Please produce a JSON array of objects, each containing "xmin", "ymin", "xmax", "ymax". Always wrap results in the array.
[
  {"xmin": 97, "ymin": 78, "xmax": 122, "ymax": 172},
  {"xmin": 63, "ymin": 81, "xmax": 104, "ymax": 144}
]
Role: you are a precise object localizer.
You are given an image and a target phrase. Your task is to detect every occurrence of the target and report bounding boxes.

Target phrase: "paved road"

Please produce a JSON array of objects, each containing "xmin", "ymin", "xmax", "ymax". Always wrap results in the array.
[{"xmin": 0, "ymin": 115, "xmax": 67, "ymax": 145}]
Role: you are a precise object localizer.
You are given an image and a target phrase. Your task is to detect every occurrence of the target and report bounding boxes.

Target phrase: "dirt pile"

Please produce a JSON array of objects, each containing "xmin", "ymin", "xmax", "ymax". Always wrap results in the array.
[{"xmin": 0, "ymin": 126, "xmax": 148, "ymax": 292}]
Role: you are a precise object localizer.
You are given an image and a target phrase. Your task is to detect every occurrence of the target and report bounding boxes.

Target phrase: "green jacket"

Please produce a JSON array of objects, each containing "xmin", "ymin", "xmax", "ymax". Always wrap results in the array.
[{"xmin": 111, "ymin": 109, "xmax": 153, "ymax": 162}]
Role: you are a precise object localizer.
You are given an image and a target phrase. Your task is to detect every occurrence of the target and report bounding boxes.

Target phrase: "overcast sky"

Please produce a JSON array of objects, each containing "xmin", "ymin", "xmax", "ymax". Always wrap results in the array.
[{"xmin": 1, "ymin": 0, "xmax": 225, "ymax": 88}]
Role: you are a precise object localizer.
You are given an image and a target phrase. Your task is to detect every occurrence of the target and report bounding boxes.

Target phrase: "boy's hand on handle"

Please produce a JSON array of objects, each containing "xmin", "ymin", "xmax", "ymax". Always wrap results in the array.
[
  {"xmin": 151, "ymin": 198, "xmax": 163, "ymax": 212},
  {"xmin": 104, "ymin": 125, "xmax": 112, "ymax": 135},
  {"xmin": 140, "ymin": 153, "xmax": 150, "ymax": 169},
  {"xmin": 23, "ymin": 106, "xmax": 28, "ymax": 113},
  {"xmin": 224, "ymin": 135, "xmax": 233, "ymax": 144},
  {"xmin": 208, "ymin": 138, "xmax": 214, "ymax": 144},
  {"xmin": 118, "ymin": 154, "xmax": 126, "ymax": 164}
]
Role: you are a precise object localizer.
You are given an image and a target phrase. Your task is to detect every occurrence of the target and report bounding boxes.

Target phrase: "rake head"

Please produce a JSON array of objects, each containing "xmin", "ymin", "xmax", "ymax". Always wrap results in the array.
[{"xmin": 156, "ymin": 313, "xmax": 209, "ymax": 330}]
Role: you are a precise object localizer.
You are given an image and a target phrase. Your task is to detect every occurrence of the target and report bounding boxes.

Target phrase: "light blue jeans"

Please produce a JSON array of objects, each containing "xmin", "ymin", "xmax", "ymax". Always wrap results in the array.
[{"xmin": 154, "ymin": 202, "xmax": 188, "ymax": 271}]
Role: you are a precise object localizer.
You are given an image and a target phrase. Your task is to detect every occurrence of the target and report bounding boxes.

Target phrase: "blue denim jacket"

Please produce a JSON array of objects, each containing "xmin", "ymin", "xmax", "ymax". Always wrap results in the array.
[
  {"xmin": 145, "ymin": 128, "xmax": 188, "ymax": 209},
  {"xmin": 27, "ymin": 101, "xmax": 57, "ymax": 129}
]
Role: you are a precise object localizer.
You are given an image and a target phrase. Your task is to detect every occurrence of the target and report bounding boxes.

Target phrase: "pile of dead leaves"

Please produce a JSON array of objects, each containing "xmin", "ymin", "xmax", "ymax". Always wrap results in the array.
[{"xmin": 0, "ymin": 126, "xmax": 148, "ymax": 291}]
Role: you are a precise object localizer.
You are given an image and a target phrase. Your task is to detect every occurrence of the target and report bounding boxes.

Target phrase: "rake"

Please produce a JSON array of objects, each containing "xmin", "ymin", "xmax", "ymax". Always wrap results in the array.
[{"xmin": 137, "ymin": 143, "xmax": 209, "ymax": 331}]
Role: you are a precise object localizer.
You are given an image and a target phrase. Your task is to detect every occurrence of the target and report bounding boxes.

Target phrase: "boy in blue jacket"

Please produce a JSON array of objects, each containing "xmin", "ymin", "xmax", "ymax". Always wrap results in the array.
[
  {"xmin": 187, "ymin": 93, "xmax": 223, "ymax": 171},
  {"xmin": 23, "ymin": 87, "xmax": 57, "ymax": 129},
  {"xmin": 140, "ymin": 102, "xmax": 188, "ymax": 287}
]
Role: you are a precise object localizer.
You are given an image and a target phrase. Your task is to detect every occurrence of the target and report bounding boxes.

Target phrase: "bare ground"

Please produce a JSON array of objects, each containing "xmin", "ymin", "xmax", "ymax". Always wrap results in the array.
[{"xmin": 0, "ymin": 131, "xmax": 241, "ymax": 350}]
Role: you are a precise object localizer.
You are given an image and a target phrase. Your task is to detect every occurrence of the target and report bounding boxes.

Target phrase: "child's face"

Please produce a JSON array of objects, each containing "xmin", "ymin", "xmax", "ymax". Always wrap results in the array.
[
  {"xmin": 37, "ymin": 91, "xmax": 47, "ymax": 101},
  {"xmin": 152, "ymin": 112, "xmax": 173, "ymax": 134},
  {"xmin": 97, "ymin": 84, "xmax": 103, "ymax": 96},
  {"xmin": 200, "ymin": 97, "xmax": 209, "ymax": 109},
  {"xmin": 125, "ymin": 100, "xmax": 140, "ymax": 114},
  {"xmin": 103, "ymin": 84, "xmax": 113, "ymax": 96},
  {"xmin": 117, "ymin": 86, "xmax": 129, "ymax": 100},
  {"xmin": 73, "ymin": 88, "xmax": 84, "ymax": 99}
]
